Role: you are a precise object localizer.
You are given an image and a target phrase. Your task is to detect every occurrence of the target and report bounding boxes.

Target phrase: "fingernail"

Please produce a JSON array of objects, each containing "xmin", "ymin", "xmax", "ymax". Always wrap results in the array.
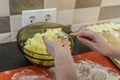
[
  {"xmin": 42, "ymin": 36, "xmax": 44, "ymax": 39},
  {"xmin": 69, "ymin": 33, "xmax": 74, "ymax": 36},
  {"xmin": 62, "ymin": 44, "xmax": 65, "ymax": 47}
]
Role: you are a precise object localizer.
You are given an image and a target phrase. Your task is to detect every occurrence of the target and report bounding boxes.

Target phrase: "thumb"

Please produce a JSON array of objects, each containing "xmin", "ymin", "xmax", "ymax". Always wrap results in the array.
[
  {"xmin": 62, "ymin": 39, "xmax": 71, "ymax": 53},
  {"xmin": 42, "ymin": 36, "xmax": 49, "ymax": 46},
  {"xmin": 62, "ymin": 40, "xmax": 69, "ymax": 47}
]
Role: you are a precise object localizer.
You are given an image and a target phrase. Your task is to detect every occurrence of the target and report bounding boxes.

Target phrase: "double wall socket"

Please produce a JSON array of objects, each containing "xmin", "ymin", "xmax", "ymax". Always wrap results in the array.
[{"xmin": 22, "ymin": 8, "xmax": 57, "ymax": 27}]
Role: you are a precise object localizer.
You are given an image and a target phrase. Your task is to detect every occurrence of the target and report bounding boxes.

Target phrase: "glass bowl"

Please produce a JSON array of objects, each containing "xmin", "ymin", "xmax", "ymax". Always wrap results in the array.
[{"xmin": 17, "ymin": 22, "xmax": 74, "ymax": 67}]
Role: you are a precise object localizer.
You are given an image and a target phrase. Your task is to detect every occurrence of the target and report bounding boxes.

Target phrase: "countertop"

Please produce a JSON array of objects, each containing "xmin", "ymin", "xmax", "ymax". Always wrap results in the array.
[
  {"xmin": 0, "ymin": 52, "xmax": 119, "ymax": 80},
  {"xmin": 0, "ymin": 42, "xmax": 31, "ymax": 72},
  {"xmin": 0, "ymin": 38, "xmax": 92, "ymax": 72}
]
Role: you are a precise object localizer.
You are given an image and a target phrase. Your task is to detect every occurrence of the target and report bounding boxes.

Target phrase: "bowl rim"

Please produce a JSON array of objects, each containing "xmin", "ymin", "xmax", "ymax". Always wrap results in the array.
[
  {"xmin": 24, "ymin": 53, "xmax": 54, "ymax": 61},
  {"xmin": 24, "ymin": 47, "xmax": 52, "ymax": 56}
]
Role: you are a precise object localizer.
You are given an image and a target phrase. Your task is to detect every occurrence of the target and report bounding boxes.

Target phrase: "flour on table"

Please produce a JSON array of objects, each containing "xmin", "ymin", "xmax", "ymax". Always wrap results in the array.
[{"xmin": 75, "ymin": 60, "xmax": 120, "ymax": 80}]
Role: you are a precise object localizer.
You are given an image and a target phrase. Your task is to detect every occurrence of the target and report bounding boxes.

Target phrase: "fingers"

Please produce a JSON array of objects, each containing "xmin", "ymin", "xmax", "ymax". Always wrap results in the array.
[
  {"xmin": 80, "ymin": 29, "xmax": 96, "ymax": 38},
  {"xmin": 42, "ymin": 36, "xmax": 51, "ymax": 53},
  {"xmin": 42, "ymin": 36, "xmax": 58, "ymax": 46},
  {"xmin": 71, "ymin": 27, "xmax": 98, "ymax": 42},
  {"xmin": 42, "ymin": 36, "xmax": 49, "ymax": 45},
  {"xmin": 70, "ymin": 28, "xmax": 95, "ymax": 38},
  {"xmin": 62, "ymin": 38, "xmax": 69, "ymax": 47},
  {"xmin": 42, "ymin": 36, "xmax": 71, "ymax": 57},
  {"xmin": 42, "ymin": 36, "xmax": 57, "ymax": 57},
  {"xmin": 62, "ymin": 40, "xmax": 71, "ymax": 52},
  {"xmin": 70, "ymin": 33, "xmax": 78, "ymax": 36},
  {"xmin": 77, "ymin": 36, "xmax": 96, "ymax": 49},
  {"xmin": 70, "ymin": 27, "xmax": 97, "ymax": 50}
]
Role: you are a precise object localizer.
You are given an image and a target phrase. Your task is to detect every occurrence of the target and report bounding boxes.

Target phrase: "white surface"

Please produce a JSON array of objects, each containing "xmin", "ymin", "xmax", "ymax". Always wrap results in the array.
[{"xmin": 22, "ymin": 8, "xmax": 56, "ymax": 27}]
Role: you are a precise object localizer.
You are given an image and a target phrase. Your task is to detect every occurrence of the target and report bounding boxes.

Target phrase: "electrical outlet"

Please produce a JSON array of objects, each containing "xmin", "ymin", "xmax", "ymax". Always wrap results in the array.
[{"xmin": 22, "ymin": 8, "xmax": 57, "ymax": 27}]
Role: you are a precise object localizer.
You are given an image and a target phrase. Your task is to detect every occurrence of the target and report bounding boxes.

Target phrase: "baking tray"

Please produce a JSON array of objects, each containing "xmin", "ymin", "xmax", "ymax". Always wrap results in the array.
[{"xmin": 110, "ymin": 58, "xmax": 120, "ymax": 69}]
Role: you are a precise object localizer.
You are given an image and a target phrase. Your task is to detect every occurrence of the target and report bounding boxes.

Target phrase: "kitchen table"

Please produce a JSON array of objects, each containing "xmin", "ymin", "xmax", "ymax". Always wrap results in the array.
[{"xmin": 0, "ymin": 51, "xmax": 119, "ymax": 80}]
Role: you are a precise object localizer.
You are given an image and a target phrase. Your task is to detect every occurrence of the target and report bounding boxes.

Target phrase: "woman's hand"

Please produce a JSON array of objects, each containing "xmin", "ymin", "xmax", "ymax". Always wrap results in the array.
[
  {"xmin": 70, "ymin": 28, "xmax": 112, "ymax": 56},
  {"xmin": 42, "ymin": 36, "xmax": 71, "ymax": 58},
  {"xmin": 43, "ymin": 36, "xmax": 78, "ymax": 80}
]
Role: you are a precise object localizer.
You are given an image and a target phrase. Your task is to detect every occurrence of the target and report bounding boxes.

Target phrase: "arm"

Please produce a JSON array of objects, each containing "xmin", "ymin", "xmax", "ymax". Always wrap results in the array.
[
  {"xmin": 43, "ymin": 37, "xmax": 78, "ymax": 80},
  {"xmin": 55, "ymin": 48, "xmax": 78, "ymax": 80},
  {"xmin": 108, "ymin": 46, "xmax": 120, "ymax": 60},
  {"xmin": 70, "ymin": 28, "xmax": 120, "ymax": 60}
]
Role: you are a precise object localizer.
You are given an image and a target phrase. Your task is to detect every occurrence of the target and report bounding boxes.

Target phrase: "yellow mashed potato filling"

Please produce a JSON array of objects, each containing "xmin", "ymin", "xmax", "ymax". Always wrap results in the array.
[{"xmin": 24, "ymin": 28, "xmax": 69, "ymax": 54}]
